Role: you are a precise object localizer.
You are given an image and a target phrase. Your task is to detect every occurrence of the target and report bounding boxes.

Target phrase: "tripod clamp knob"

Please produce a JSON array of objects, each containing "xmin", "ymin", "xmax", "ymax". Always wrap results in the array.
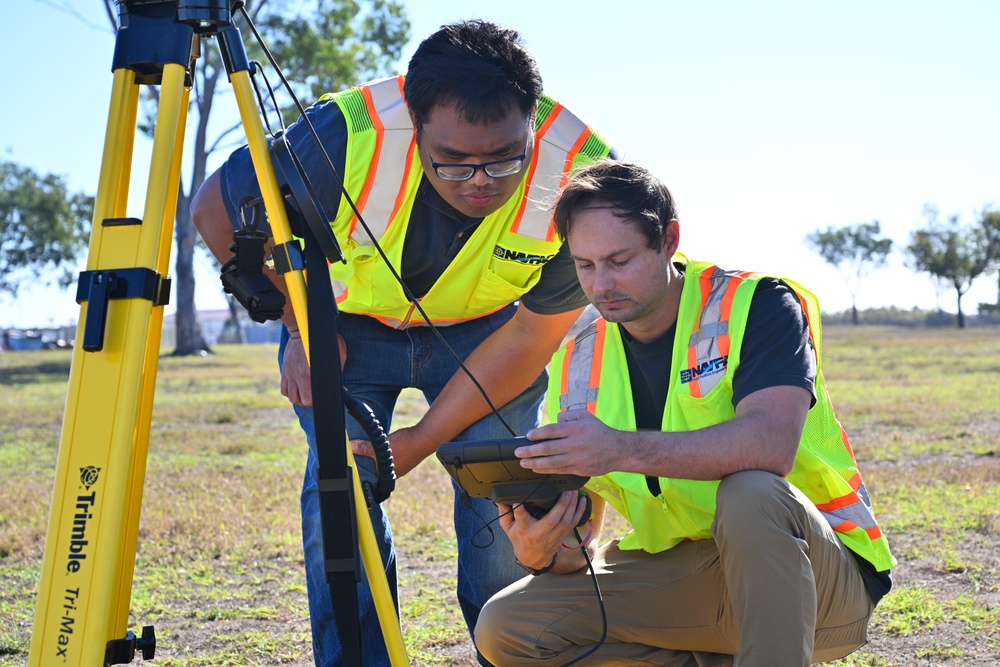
[{"xmin": 104, "ymin": 624, "xmax": 156, "ymax": 664}]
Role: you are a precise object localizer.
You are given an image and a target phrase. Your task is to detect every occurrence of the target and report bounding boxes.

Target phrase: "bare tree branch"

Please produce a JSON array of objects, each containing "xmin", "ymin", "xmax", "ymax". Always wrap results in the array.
[{"xmin": 34, "ymin": 0, "xmax": 114, "ymax": 33}]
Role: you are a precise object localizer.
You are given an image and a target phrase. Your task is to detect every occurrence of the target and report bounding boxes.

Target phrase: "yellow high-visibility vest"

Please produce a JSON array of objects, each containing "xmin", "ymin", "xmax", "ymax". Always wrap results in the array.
[
  {"xmin": 322, "ymin": 76, "xmax": 612, "ymax": 328},
  {"xmin": 547, "ymin": 257, "xmax": 896, "ymax": 572}
]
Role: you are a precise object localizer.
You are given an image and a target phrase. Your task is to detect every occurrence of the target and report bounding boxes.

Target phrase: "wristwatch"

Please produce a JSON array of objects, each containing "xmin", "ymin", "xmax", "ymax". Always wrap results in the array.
[{"xmin": 515, "ymin": 553, "xmax": 557, "ymax": 576}]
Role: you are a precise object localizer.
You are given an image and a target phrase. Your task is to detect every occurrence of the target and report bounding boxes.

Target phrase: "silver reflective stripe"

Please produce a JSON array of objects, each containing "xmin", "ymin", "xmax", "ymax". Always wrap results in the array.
[
  {"xmin": 560, "ymin": 388, "xmax": 598, "ymax": 411},
  {"xmin": 688, "ymin": 320, "xmax": 729, "ymax": 347},
  {"xmin": 348, "ymin": 77, "xmax": 414, "ymax": 247},
  {"xmin": 369, "ymin": 75, "xmax": 411, "ymax": 129},
  {"xmin": 333, "ymin": 78, "xmax": 416, "ymax": 300},
  {"xmin": 820, "ymin": 483, "xmax": 879, "ymax": 532},
  {"xmin": 560, "ymin": 320, "xmax": 599, "ymax": 410},
  {"xmin": 689, "ymin": 267, "xmax": 733, "ymax": 394},
  {"xmin": 518, "ymin": 107, "xmax": 589, "ymax": 240}
]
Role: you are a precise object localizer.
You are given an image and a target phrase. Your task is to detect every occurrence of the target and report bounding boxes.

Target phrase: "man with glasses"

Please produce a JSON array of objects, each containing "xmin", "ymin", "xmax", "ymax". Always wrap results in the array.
[{"xmin": 192, "ymin": 19, "xmax": 613, "ymax": 667}]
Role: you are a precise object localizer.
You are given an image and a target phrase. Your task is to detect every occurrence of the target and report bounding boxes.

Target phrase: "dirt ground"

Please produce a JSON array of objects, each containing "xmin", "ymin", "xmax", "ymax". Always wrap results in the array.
[
  {"xmin": 126, "ymin": 524, "xmax": 998, "ymax": 666},
  {"xmin": 127, "ymin": 455, "xmax": 999, "ymax": 666},
  {"xmin": 848, "ymin": 454, "xmax": 1000, "ymax": 667}
]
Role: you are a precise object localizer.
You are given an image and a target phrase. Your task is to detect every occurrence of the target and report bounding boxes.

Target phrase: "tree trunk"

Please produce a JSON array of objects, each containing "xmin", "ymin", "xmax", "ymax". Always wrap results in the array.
[
  {"xmin": 101, "ymin": 2, "xmax": 208, "ymax": 356},
  {"xmin": 171, "ymin": 50, "xmax": 220, "ymax": 356},
  {"xmin": 226, "ymin": 295, "xmax": 246, "ymax": 344},
  {"xmin": 851, "ymin": 300, "xmax": 859, "ymax": 326},
  {"xmin": 956, "ymin": 289, "xmax": 965, "ymax": 329},
  {"xmin": 172, "ymin": 188, "xmax": 210, "ymax": 355}
]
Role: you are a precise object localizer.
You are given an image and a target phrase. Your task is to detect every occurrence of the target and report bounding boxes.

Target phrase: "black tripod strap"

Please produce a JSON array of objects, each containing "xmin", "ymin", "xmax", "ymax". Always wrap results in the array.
[{"xmin": 301, "ymin": 224, "xmax": 363, "ymax": 667}]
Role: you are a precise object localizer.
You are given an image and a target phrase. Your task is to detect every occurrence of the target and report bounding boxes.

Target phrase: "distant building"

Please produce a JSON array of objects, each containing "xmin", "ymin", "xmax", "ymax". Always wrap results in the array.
[
  {"xmin": 1, "ymin": 308, "xmax": 282, "ymax": 352},
  {"xmin": 0, "ymin": 327, "xmax": 75, "ymax": 351},
  {"xmin": 161, "ymin": 308, "xmax": 283, "ymax": 348}
]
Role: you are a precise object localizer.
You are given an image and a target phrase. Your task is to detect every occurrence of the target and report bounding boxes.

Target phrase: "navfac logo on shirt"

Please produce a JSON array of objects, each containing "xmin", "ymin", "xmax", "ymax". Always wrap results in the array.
[
  {"xmin": 679, "ymin": 356, "xmax": 729, "ymax": 384},
  {"xmin": 493, "ymin": 245, "xmax": 554, "ymax": 265}
]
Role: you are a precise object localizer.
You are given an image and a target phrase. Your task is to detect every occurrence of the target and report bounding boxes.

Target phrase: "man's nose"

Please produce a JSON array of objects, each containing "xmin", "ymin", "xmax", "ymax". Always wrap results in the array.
[
  {"xmin": 468, "ymin": 167, "xmax": 495, "ymax": 186},
  {"xmin": 591, "ymin": 266, "xmax": 615, "ymax": 292}
]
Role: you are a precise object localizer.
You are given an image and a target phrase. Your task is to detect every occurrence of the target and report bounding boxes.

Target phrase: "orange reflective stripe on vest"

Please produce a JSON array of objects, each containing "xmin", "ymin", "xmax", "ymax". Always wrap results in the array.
[
  {"xmin": 551, "ymin": 258, "xmax": 895, "ymax": 571},
  {"xmin": 559, "ymin": 318, "xmax": 606, "ymax": 412},
  {"xmin": 346, "ymin": 76, "xmax": 413, "ymax": 242},
  {"xmin": 816, "ymin": 472, "xmax": 884, "ymax": 540},
  {"xmin": 515, "ymin": 102, "xmax": 594, "ymax": 241},
  {"xmin": 684, "ymin": 266, "xmax": 753, "ymax": 397}
]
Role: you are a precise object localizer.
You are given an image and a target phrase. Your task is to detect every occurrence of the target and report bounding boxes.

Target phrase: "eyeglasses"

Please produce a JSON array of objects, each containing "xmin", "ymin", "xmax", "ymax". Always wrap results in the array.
[{"xmin": 426, "ymin": 136, "xmax": 530, "ymax": 182}]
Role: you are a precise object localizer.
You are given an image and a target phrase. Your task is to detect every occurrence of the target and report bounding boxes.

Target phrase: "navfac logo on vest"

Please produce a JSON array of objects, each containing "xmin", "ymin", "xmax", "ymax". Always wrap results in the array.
[
  {"xmin": 492, "ymin": 245, "xmax": 554, "ymax": 265},
  {"xmin": 679, "ymin": 356, "xmax": 729, "ymax": 384}
]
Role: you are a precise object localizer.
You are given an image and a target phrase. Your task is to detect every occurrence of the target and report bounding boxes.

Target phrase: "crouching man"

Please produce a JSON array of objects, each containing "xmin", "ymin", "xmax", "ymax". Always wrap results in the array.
[{"xmin": 475, "ymin": 161, "xmax": 895, "ymax": 667}]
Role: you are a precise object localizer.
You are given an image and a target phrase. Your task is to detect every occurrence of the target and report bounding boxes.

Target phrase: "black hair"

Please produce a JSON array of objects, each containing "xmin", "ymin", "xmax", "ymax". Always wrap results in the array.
[
  {"xmin": 403, "ymin": 20, "xmax": 543, "ymax": 127},
  {"xmin": 553, "ymin": 161, "xmax": 678, "ymax": 250}
]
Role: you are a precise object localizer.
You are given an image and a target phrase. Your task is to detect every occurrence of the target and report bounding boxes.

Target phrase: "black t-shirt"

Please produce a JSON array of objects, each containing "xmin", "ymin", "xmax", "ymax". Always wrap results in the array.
[
  {"xmin": 398, "ymin": 177, "xmax": 591, "ymax": 313},
  {"xmin": 219, "ymin": 97, "xmax": 592, "ymax": 316},
  {"xmin": 621, "ymin": 277, "xmax": 816, "ymax": 430},
  {"xmin": 619, "ymin": 275, "xmax": 891, "ymax": 603}
]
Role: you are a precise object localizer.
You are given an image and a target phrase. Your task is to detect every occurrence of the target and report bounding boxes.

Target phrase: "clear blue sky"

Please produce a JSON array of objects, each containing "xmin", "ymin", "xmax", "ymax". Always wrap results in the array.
[{"xmin": 2, "ymin": 0, "xmax": 998, "ymax": 328}]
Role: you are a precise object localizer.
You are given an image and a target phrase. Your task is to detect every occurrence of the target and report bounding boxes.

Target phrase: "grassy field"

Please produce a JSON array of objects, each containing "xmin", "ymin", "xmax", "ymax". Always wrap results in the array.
[{"xmin": 1, "ymin": 325, "xmax": 998, "ymax": 666}]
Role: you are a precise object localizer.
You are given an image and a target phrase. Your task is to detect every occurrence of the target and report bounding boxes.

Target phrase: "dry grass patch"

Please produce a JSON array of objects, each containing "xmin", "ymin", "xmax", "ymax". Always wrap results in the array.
[{"xmin": 2, "ymin": 326, "xmax": 999, "ymax": 665}]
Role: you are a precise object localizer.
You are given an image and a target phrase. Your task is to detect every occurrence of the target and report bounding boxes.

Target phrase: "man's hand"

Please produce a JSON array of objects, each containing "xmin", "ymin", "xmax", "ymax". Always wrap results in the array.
[
  {"xmin": 350, "ymin": 438, "xmax": 376, "ymax": 459},
  {"xmin": 280, "ymin": 334, "xmax": 312, "ymax": 406},
  {"xmin": 518, "ymin": 386, "xmax": 810, "ymax": 482},
  {"xmin": 383, "ymin": 426, "xmax": 425, "ymax": 479},
  {"xmin": 349, "ymin": 426, "xmax": 426, "ymax": 479},
  {"xmin": 497, "ymin": 491, "xmax": 590, "ymax": 573},
  {"xmin": 398, "ymin": 306, "xmax": 585, "ymax": 473},
  {"xmin": 517, "ymin": 409, "xmax": 624, "ymax": 477},
  {"xmin": 281, "ymin": 332, "xmax": 348, "ymax": 407}
]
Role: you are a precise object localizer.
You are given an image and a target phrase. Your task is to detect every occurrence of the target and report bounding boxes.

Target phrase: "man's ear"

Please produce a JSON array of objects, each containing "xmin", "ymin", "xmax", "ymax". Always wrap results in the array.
[{"xmin": 663, "ymin": 219, "xmax": 681, "ymax": 256}]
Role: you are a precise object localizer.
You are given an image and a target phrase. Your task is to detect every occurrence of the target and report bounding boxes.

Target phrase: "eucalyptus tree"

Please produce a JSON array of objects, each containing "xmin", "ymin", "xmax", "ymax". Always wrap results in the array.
[
  {"xmin": 0, "ymin": 161, "xmax": 93, "ymax": 296},
  {"xmin": 99, "ymin": 0, "xmax": 409, "ymax": 353},
  {"xmin": 805, "ymin": 221, "xmax": 892, "ymax": 324},
  {"xmin": 906, "ymin": 207, "xmax": 990, "ymax": 328}
]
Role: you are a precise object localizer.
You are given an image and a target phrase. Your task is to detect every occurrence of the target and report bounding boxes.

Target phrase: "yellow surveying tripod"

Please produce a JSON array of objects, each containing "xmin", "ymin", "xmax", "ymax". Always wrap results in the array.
[{"xmin": 28, "ymin": 1, "xmax": 407, "ymax": 665}]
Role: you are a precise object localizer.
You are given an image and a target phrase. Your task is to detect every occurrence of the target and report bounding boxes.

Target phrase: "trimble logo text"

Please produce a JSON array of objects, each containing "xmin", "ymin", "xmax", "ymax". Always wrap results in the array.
[{"xmin": 66, "ymin": 492, "xmax": 96, "ymax": 573}]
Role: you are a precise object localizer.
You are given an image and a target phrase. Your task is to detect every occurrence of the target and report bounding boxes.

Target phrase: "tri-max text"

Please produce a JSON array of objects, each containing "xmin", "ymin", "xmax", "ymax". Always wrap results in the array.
[{"xmin": 56, "ymin": 587, "xmax": 80, "ymax": 659}]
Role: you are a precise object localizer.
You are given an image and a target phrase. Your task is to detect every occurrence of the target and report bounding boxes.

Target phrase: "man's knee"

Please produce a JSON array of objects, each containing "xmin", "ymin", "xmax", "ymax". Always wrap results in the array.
[
  {"xmin": 716, "ymin": 469, "xmax": 786, "ymax": 507},
  {"xmin": 713, "ymin": 470, "xmax": 800, "ymax": 537},
  {"xmin": 473, "ymin": 596, "xmax": 510, "ymax": 663}
]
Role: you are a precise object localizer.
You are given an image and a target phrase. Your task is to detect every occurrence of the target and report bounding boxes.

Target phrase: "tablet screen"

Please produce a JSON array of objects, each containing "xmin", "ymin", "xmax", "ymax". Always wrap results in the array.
[{"xmin": 435, "ymin": 436, "xmax": 588, "ymax": 506}]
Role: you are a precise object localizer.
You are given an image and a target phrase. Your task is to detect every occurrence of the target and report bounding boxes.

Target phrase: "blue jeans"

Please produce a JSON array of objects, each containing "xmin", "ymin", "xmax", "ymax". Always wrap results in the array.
[{"xmin": 279, "ymin": 305, "xmax": 542, "ymax": 667}]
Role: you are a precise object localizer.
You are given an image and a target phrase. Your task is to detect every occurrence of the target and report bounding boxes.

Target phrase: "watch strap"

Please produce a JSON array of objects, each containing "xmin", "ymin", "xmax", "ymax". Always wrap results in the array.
[{"xmin": 515, "ymin": 552, "xmax": 557, "ymax": 576}]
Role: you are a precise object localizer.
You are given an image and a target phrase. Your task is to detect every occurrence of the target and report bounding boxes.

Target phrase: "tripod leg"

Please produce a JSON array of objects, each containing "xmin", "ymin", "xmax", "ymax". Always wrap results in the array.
[
  {"xmin": 229, "ymin": 69, "xmax": 409, "ymax": 665},
  {"xmin": 229, "ymin": 70, "xmax": 311, "ymax": 336},
  {"xmin": 28, "ymin": 62, "xmax": 189, "ymax": 667},
  {"xmin": 351, "ymin": 439, "xmax": 411, "ymax": 663},
  {"xmin": 30, "ymin": 9, "xmax": 409, "ymax": 663}
]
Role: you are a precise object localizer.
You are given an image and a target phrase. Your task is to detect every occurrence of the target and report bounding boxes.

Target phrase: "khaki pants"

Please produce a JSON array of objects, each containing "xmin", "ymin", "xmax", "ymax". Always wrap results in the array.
[{"xmin": 475, "ymin": 471, "xmax": 875, "ymax": 666}]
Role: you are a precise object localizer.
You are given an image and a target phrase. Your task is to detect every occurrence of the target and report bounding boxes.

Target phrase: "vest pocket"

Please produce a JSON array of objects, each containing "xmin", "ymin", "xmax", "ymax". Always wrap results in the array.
[
  {"xmin": 466, "ymin": 263, "xmax": 541, "ymax": 313},
  {"xmin": 329, "ymin": 241, "xmax": 377, "ymax": 308},
  {"xmin": 670, "ymin": 377, "xmax": 736, "ymax": 430}
]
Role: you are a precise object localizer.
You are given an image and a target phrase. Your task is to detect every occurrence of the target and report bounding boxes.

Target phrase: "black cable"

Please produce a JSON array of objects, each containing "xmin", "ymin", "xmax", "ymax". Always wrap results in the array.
[
  {"xmin": 236, "ymin": 4, "xmax": 516, "ymax": 436},
  {"xmin": 467, "ymin": 512, "xmax": 608, "ymax": 665},
  {"xmin": 234, "ymin": 9, "xmax": 612, "ymax": 662},
  {"xmin": 466, "ymin": 475, "xmax": 554, "ymax": 548},
  {"xmin": 465, "ymin": 486, "xmax": 606, "ymax": 664},
  {"xmin": 246, "ymin": 59, "xmax": 284, "ymax": 137},
  {"xmin": 558, "ymin": 525, "xmax": 607, "ymax": 666}
]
